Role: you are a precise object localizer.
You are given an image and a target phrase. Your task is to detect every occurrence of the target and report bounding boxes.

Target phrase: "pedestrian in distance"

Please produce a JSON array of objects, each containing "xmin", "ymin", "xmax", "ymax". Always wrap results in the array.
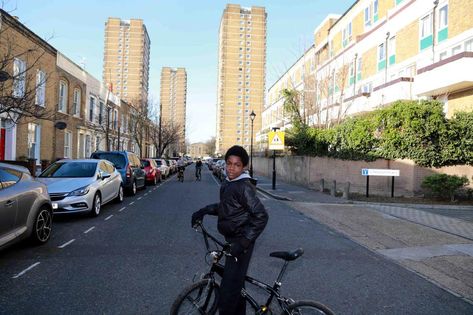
[
  {"xmin": 191, "ymin": 145, "xmax": 268, "ymax": 315},
  {"xmin": 195, "ymin": 158, "xmax": 203, "ymax": 180}
]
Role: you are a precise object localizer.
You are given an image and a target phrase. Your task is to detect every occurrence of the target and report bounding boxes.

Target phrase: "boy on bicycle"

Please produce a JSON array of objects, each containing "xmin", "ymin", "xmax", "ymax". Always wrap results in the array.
[
  {"xmin": 195, "ymin": 158, "xmax": 203, "ymax": 180},
  {"xmin": 192, "ymin": 145, "xmax": 268, "ymax": 315}
]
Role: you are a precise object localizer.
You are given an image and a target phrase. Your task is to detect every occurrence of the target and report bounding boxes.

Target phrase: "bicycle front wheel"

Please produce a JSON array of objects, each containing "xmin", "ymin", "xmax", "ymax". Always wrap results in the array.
[
  {"xmin": 170, "ymin": 279, "xmax": 220, "ymax": 315},
  {"xmin": 281, "ymin": 300, "xmax": 335, "ymax": 315}
]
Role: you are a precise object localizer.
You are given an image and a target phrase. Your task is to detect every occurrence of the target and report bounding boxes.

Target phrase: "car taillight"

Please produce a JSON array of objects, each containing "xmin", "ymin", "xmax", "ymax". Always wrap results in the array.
[{"xmin": 126, "ymin": 164, "xmax": 132, "ymax": 177}]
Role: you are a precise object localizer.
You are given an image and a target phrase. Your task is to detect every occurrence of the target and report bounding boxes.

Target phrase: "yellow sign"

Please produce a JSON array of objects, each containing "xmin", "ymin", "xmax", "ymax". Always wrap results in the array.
[{"xmin": 268, "ymin": 131, "xmax": 285, "ymax": 150}]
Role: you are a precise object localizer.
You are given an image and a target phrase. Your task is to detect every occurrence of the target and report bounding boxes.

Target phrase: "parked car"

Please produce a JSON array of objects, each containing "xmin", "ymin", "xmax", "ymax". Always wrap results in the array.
[
  {"xmin": 141, "ymin": 159, "xmax": 161, "ymax": 185},
  {"xmin": 90, "ymin": 151, "xmax": 145, "ymax": 196},
  {"xmin": 38, "ymin": 159, "xmax": 123, "ymax": 217},
  {"xmin": 0, "ymin": 163, "xmax": 53, "ymax": 250},
  {"xmin": 208, "ymin": 158, "xmax": 221, "ymax": 170},
  {"xmin": 170, "ymin": 160, "xmax": 178, "ymax": 174},
  {"xmin": 166, "ymin": 159, "xmax": 176, "ymax": 174},
  {"xmin": 154, "ymin": 159, "xmax": 170, "ymax": 179}
]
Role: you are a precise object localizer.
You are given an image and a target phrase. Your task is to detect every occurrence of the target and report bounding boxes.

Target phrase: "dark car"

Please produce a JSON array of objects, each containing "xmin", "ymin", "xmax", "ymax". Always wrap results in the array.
[
  {"xmin": 0, "ymin": 163, "xmax": 53, "ymax": 250},
  {"xmin": 90, "ymin": 151, "xmax": 145, "ymax": 196}
]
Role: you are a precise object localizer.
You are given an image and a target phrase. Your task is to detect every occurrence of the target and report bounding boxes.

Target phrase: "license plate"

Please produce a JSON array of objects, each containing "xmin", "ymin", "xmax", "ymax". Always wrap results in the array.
[{"xmin": 52, "ymin": 202, "xmax": 58, "ymax": 209}]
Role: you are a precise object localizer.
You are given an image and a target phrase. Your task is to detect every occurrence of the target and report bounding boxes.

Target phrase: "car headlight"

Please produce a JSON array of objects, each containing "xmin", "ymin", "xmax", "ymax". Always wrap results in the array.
[{"xmin": 68, "ymin": 186, "xmax": 90, "ymax": 196}]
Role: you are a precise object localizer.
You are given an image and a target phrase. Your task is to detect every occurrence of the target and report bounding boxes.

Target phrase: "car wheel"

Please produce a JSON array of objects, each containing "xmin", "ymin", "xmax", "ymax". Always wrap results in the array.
[
  {"xmin": 115, "ymin": 185, "xmax": 124, "ymax": 203},
  {"xmin": 129, "ymin": 180, "xmax": 137, "ymax": 196},
  {"xmin": 153, "ymin": 176, "xmax": 157, "ymax": 186},
  {"xmin": 91, "ymin": 193, "xmax": 101, "ymax": 217},
  {"xmin": 30, "ymin": 206, "xmax": 52, "ymax": 245}
]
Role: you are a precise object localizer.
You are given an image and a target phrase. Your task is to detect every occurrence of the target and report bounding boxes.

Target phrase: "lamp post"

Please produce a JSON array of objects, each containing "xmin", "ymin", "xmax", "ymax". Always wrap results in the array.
[{"xmin": 249, "ymin": 110, "xmax": 256, "ymax": 177}]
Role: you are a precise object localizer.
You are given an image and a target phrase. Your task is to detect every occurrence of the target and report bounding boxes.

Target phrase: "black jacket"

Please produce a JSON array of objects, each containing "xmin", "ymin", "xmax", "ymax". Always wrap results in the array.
[{"xmin": 202, "ymin": 176, "xmax": 268, "ymax": 243}]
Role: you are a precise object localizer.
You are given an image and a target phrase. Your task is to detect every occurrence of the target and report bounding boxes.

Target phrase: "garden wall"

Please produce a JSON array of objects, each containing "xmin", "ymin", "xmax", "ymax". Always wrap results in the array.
[{"xmin": 253, "ymin": 156, "xmax": 473, "ymax": 197}]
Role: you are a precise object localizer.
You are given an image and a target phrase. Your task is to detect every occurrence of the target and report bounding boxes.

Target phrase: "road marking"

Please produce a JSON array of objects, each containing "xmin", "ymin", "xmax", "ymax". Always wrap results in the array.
[
  {"xmin": 118, "ymin": 207, "xmax": 126, "ymax": 212},
  {"xmin": 144, "ymin": 193, "xmax": 148, "ymax": 196},
  {"xmin": 211, "ymin": 174, "xmax": 221, "ymax": 186},
  {"xmin": 129, "ymin": 201, "xmax": 135, "ymax": 205},
  {"xmin": 12, "ymin": 262, "xmax": 41, "ymax": 279},
  {"xmin": 137, "ymin": 197, "xmax": 142, "ymax": 200},
  {"xmin": 58, "ymin": 239, "xmax": 75, "ymax": 249},
  {"xmin": 105, "ymin": 215, "xmax": 113, "ymax": 221},
  {"xmin": 84, "ymin": 226, "xmax": 95, "ymax": 234}
]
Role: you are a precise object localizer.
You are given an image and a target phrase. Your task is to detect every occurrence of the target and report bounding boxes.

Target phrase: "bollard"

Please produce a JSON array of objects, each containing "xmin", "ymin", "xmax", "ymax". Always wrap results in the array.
[
  {"xmin": 331, "ymin": 180, "xmax": 336, "ymax": 196},
  {"xmin": 343, "ymin": 182, "xmax": 350, "ymax": 199},
  {"xmin": 320, "ymin": 178, "xmax": 325, "ymax": 192},
  {"xmin": 27, "ymin": 158, "xmax": 37, "ymax": 177}
]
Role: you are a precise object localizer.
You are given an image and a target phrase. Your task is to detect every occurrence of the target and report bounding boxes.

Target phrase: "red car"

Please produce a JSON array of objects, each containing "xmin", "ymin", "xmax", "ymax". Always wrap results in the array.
[{"xmin": 141, "ymin": 159, "xmax": 161, "ymax": 185}]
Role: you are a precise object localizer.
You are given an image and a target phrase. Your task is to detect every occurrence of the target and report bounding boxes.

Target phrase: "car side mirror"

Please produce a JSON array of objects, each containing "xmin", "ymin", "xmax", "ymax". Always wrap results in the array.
[{"xmin": 101, "ymin": 172, "xmax": 111, "ymax": 180}]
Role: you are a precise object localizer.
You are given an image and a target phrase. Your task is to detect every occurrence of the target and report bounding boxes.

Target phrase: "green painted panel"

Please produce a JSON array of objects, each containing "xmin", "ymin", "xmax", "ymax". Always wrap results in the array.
[
  {"xmin": 349, "ymin": 77, "xmax": 355, "ymax": 85},
  {"xmin": 396, "ymin": 0, "xmax": 404, "ymax": 4},
  {"xmin": 357, "ymin": 73, "xmax": 361, "ymax": 81},
  {"xmin": 438, "ymin": 28, "xmax": 448, "ymax": 42},
  {"xmin": 378, "ymin": 60, "xmax": 386, "ymax": 71},
  {"xmin": 374, "ymin": 14, "xmax": 378, "ymax": 22},
  {"xmin": 420, "ymin": 35, "xmax": 433, "ymax": 50},
  {"xmin": 389, "ymin": 55, "xmax": 396, "ymax": 65}
]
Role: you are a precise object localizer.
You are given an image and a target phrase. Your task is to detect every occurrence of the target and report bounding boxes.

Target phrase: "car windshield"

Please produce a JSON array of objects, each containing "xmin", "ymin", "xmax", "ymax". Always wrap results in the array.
[
  {"xmin": 91, "ymin": 153, "xmax": 126, "ymax": 169},
  {"xmin": 155, "ymin": 160, "xmax": 162, "ymax": 166},
  {"xmin": 142, "ymin": 160, "xmax": 150, "ymax": 167},
  {"xmin": 40, "ymin": 162, "xmax": 97, "ymax": 178}
]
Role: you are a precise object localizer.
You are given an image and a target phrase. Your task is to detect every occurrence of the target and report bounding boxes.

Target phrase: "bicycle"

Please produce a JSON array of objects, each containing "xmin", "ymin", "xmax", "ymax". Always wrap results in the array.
[
  {"xmin": 195, "ymin": 167, "xmax": 202, "ymax": 181},
  {"xmin": 170, "ymin": 222, "xmax": 335, "ymax": 315},
  {"xmin": 178, "ymin": 167, "xmax": 184, "ymax": 182}
]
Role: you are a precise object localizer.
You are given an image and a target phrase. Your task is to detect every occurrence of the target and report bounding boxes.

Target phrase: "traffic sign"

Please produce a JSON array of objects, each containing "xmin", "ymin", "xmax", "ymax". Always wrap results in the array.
[
  {"xmin": 268, "ymin": 131, "xmax": 285, "ymax": 150},
  {"xmin": 361, "ymin": 169, "xmax": 400, "ymax": 176}
]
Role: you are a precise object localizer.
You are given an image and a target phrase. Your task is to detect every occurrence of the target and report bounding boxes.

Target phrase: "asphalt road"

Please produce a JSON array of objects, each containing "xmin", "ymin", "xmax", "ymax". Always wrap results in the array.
[{"xmin": 1, "ymin": 165, "xmax": 472, "ymax": 314}]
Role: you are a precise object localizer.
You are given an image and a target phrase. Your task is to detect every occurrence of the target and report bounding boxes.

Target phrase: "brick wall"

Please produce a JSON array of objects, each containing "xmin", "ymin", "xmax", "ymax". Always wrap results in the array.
[{"xmin": 253, "ymin": 156, "xmax": 473, "ymax": 197}]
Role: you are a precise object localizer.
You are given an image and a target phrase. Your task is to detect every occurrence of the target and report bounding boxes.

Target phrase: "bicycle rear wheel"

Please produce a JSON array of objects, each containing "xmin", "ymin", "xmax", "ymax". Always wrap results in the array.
[
  {"xmin": 170, "ymin": 279, "xmax": 220, "ymax": 315},
  {"xmin": 281, "ymin": 300, "xmax": 335, "ymax": 315}
]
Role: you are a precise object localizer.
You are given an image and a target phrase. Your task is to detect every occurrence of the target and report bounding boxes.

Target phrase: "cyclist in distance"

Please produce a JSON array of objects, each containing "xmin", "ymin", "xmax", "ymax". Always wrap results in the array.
[
  {"xmin": 191, "ymin": 145, "xmax": 268, "ymax": 315},
  {"xmin": 195, "ymin": 158, "xmax": 203, "ymax": 180}
]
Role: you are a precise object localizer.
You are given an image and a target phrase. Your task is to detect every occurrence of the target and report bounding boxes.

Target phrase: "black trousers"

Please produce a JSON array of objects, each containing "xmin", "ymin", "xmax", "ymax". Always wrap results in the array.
[{"xmin": 218, "ymin": 242, "xmax": 254, "ymax": 315}]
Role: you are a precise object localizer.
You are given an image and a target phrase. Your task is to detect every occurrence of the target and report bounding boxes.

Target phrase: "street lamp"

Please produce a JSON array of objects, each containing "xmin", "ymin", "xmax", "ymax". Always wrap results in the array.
[{"xmin": 249, "ymin": 110, "xmax": 256, "ymax": 178}]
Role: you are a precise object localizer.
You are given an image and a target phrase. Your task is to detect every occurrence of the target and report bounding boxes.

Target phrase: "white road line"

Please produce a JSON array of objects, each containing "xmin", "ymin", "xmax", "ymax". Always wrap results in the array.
[
  {"xmin": 137, "ymin": 197, "xmax": 142, "ymax": 200},
  {"xmin": 84, "ymin": 226, "xmax": 95, "ymax": 234},
  {"xmin": 144, "ymin": 193, "xmax": 148, "ymax": 196},
  {"xmin": 58, "ymin": 239, "xmax": 75, "ymax": 249},
  {"xmin": 105, "ymin": 215, "xmax": 113, "ymax": 221},
  {"xmin": 118, "ymin": 207, "xmax": 126, "ymax": 212},
  {"xmin": 211, "ymin": 174, "xmax": 221, "ymax": 186},
  {"xmin": 12, "ymin": 262, "xmax": 41, "ymax": 279},
  {"xmin": 129, "ymin": 201, "xmax": 135, "ymax": 205}
]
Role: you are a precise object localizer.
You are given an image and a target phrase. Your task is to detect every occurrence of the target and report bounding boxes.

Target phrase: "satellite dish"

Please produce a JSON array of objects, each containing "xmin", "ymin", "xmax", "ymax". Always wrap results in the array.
[{"xmin": 54, "ymin": 121, "xmax": 67, "ymax": 130}]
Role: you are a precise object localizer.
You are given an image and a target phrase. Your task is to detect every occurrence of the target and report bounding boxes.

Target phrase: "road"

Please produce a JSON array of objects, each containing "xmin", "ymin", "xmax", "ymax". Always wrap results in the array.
[{"xmin": 0, "ymin": 165, "xmax": 472, "ymax": 314}]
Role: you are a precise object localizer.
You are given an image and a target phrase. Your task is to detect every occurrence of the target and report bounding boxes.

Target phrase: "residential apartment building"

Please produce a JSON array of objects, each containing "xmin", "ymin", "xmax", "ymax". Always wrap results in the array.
[
  {"xmin": 160, "ymin": 67, "xmax": 187, "ymax": 156},
  {"xmin": 262, "ymin": 0, "xmax": 473, "ymax": 147},
  {"xmin": 187, "ymin": 142, "xmax": 209, "ymax": 158},
  {"xmin": 103, "ymin": 17, "xmax": 150, "ymax": 105},
  {"xmin": 216, "ymin": 4, "xmax": 267, "ymax": 155}
]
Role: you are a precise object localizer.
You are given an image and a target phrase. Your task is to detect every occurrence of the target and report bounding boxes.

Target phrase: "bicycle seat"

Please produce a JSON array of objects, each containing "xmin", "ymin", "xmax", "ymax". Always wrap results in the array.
[{"xmin": 269, "ymin": 248, "xmax": 304, "ymax": 261}]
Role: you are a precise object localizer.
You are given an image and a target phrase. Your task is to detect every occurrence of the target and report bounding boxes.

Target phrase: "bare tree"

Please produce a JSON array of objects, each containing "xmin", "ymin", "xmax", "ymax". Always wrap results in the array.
[
  {"xmin": 205, "ymin": 136, "xmax": 216, "ymax": 156},
  {"xmin": 153, "ymin": 118, "xmax": 183, "ymax": 157},
  {"xmin": 335, "ymin": 63, "xmax": 350, "ymax": 124},
  {"xmin": 0, "ymin": 9, "xmax": 55, "ymax": 124}
]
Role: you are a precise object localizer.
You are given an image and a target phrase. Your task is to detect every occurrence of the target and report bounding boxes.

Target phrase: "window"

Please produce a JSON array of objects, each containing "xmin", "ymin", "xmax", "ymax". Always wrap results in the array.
[
  {"xmin": 373, "ymin": 0, "xmax": 379, "ymax": 21},
  {"xmin": 13, "ymin": 58, "xmax": 26, "ymax": 98},
  {"xmin": 452, "ymin": 45, "xmax": 462, "ymax": 55},
  {"xmin": 439, "ymin": 51, "xmax": 448, "ymax": 60},
  {"xmin": 85, "ymin": 135, "xmax": 91, "ymax": 158},
  {"xmin": 73, "ymin": 89, "xmax": 81, "ymax": 116},
  {"xmin": 357, "ymin": 57, "xmax": 362, "ymax": 81},
  {"xmin": 96, "ymin": 136, "xmax": 101, "ymax": 151},
  {"xmin": 89, "ymin": 96, "xmax": 95, "ymax": 121},
  {"xmin": 420, "ymin": 14, "xmax": 433, "ymax": 50},
  {"xmin": 364, "ymin": 6, "xmax": 371, "ymax": 27},
  {"xmin": 98, "ymin": 101, "xmax": 104, "ymax": 124},
  {"xmin": 27, "ymin": 123, "xmax": 40, "ymax": 160},
  {"xmin": 438, "ymin": 5, "xmax": 449, "ymax": 42},
  {"xmin": 388, "ymin": 36, "xmax": 396, "ymax": 65},
  {"xmin": 378, "ymin": 43, "xmax": 386, "ymax": 70},
  {"xmin": 64, "ymin": 131, "xmax": 72, "ymax": 158},
  {"xmin": 58, "ymin": 81, "xmax": 68, "ymax": 112},
  {"xmin": 342, "ymin": 22, "xmax": 352, "ymax": 47},
  {"xmin": 465, "ymin": 38, "xmax": 473, "ymax": 52},
  {"xmin": 35, "ymin": 70, "xmax": 46, "ymax": 107},
  {"xmin": 0, "ymin": 168, "xmax": 21, "ymax": 189},
  {"xmin": 114, "ymin": 109, "xmax": 118, "ymax": 130}
]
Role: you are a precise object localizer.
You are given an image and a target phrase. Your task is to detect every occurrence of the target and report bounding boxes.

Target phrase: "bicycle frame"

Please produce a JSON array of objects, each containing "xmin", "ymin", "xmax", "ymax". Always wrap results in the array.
[{"xmin": 198, "ymin": 223, "xmax": 294, "ymax": 313}]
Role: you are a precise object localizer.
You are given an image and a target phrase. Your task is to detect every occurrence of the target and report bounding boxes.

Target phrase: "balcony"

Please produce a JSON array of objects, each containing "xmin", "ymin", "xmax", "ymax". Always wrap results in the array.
[{"xmin": 414, "ymin": 52, "xmax": 473, "ymax": 96}]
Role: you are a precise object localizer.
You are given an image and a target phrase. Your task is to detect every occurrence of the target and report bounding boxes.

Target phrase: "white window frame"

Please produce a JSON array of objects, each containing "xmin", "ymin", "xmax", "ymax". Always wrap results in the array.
[
  {"xmin": 73, "ymin": 88, "xmax": 81, "ymax": 116},
  {"xmin": 89, "ymin": 96, "xmax": 96, "ymax": 122},
  {"xmin": 27, "ymin": 123, "xmax": 41, "ymax": 161},
  {"xmin": 420, "ymin": 14, "xmax": 432, "ymax": 39},
  {"xmin": 85, "ymin": 134, "xmax": 91, "ymax": 158},
  {"xmin": 13, "ymin": 58, "xmax": 26, "ymax": 98},
  {"xmin": 378, "ymin": 43, "xmax": 386, "ymax": 63},
  {"xmin": 389, "ymin": 36, "xmax": 396, "ymax": 59},
  {"xmin": 35, "ymin": 70, "xmax": 46, "ymax": 107},
  {"xmin": 64, "ymin": 130, "xmax": 72, "ymax": 158},
  {"xmin": 439, "ymin": 4, "xmax": 448, "ymax": 29},
  {"xmin": 364, "ymin": 6, "xmax": 371, "ymax": 27},
  {"xmin": 58, "ymin": 81, "xmax": 68, "ymax": 113},
  {"xmin": 373, "ymin": 0, "xmax": 379, "ymax": 18}
]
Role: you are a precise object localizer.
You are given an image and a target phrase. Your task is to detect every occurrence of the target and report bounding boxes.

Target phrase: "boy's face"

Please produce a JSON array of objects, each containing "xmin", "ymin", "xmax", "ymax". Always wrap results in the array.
[{"xmin": 226, "ymin": 155, "xmax": 245, "ymax": 180}]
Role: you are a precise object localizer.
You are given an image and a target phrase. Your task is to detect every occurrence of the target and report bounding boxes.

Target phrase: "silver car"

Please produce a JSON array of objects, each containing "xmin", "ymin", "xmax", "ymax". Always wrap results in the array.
[
  {"xmin": 37, "ymin": 159, "xmax": 123, "ymax": 216},
  {"xmin": 0, "ymin": 163, "xmax": 53, "ymax": 250}
]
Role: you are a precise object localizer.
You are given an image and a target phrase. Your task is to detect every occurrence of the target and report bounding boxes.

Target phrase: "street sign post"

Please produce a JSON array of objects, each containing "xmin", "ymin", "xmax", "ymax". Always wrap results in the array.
[
  {"xmin": 361, "ymin": 168, "xmax": 400, "ymax": 198},
  {"xmin": 268, "ymin": 129, "xmax": 284, "ymax": 190}
]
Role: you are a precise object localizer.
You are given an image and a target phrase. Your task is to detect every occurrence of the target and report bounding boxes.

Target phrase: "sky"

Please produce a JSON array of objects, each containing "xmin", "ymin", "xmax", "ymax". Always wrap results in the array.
[{"xmin": 5, "ymin": 0, "xmax": 354, "ymax": 143}]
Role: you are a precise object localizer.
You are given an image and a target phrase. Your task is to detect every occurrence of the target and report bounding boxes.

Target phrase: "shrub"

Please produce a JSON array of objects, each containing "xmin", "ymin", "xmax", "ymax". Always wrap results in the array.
[{"xmin": 421, "ymin": 174, "xmax": 469, "ymax": 202}]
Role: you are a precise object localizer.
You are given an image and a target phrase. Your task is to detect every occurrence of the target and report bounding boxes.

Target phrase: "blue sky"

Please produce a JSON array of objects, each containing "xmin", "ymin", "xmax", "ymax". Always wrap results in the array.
[{"xmin": 7, "ymin": 0, "xmax": 353, "ymax": 143}]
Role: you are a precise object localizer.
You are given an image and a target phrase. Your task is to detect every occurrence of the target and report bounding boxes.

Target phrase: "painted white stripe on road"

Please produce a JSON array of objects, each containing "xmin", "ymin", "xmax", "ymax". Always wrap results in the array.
[
  {"xmin": 211, "ymin": 174, "xmax": 221, "ymax": 186},
  {"xmin": 105, "ymin": 215, "xmax": 113, "ymax": 221},
  {"xmin": 84, "ymin": 226, "xmax": 95, "ymax": 234},
  {"xmin": 58, "ymin": 239, "xmax": 75, "ymax": 249},
  {"xmin": 118, "ymin": 207, "xmax": 126, "ymax": 212},
  {"xmin": 144, "ymin": 193, "xmax": 148, "ymax": 196},
  {"xmin": 137, "ymin": 197, "xmax": 142, "ymax": 200},
  {"xmin": 12, "ymin": 262, "xmax": 41, "ymax": 279},
  {"xmin": 129, "ymin": 201, "xmax": 135, "ymax": 205}
]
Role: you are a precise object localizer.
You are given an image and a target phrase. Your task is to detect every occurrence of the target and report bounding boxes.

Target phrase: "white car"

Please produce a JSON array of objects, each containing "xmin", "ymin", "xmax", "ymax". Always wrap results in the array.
[
  {"xmin": 154, "ymin": 159, "xmax": 170, "ymax": 179},
  {"xmin": 37, "ymin": 159, "xmax": 123, "ymax": 216}
]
